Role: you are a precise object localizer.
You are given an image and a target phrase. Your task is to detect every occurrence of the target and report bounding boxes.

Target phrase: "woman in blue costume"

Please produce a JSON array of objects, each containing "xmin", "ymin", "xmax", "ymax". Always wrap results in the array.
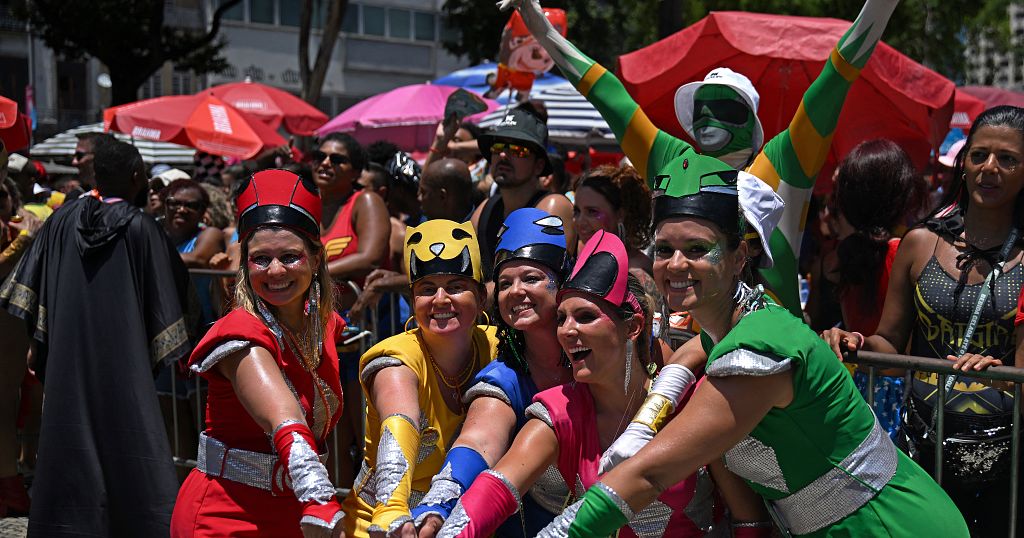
[{"xmin": 411, "ymin": 207, "xmax": 574, "ymax": 537}]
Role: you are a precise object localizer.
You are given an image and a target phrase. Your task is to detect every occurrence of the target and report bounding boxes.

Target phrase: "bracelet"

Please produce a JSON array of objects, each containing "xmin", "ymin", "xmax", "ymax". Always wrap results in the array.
[
  {"xmin": 631, "ymin": 393, "xmax": 674, "ymax": 431},
  {"xmin": 1, "ymin": 234, "xmax": 31, "ymax": 259}
]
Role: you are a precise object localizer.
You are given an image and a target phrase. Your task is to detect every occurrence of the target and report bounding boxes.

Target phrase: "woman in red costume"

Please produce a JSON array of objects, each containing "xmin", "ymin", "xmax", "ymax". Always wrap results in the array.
[{"xmin": 171, "ymin": 169, "xmax": 347, "ymax": 538}]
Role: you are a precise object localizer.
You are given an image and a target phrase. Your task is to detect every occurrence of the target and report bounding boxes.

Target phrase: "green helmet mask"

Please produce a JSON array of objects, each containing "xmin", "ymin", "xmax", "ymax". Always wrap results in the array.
[
  {"xmin": 691, "ymin": 85, "xmax": 756, "ymax": 169},
  {"xmin": 651, "ymin": 149, "xmax": 743, "ymax": 235}
]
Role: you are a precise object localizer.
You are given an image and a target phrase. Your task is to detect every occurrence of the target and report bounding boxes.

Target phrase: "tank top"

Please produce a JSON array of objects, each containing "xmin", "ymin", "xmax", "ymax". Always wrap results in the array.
[
  {"xmin": 909, "ymin": 250, "xmax": 1021, "ymax": 421},
  {"xmin": 321, "ymin": 192, "xmax": 389, "ymax": 289}
]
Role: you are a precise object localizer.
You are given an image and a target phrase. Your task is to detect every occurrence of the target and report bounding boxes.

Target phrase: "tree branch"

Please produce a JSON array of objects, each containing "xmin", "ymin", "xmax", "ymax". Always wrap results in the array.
[{"xmin": 299, "ymin": 0, "xmax": 314, "ymax": 98}]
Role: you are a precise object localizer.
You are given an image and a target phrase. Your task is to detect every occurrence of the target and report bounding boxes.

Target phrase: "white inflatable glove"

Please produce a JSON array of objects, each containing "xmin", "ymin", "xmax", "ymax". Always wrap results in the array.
[{"xmin": 598, "ymin": 364, "xmax": 695, "ymax": 474}]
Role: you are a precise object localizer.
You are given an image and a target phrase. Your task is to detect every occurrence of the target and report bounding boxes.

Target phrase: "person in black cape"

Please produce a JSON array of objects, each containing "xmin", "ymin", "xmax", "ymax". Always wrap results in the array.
[{"xmin": 0, "ymin": 137, "xmax": 192, "ymax": 537}]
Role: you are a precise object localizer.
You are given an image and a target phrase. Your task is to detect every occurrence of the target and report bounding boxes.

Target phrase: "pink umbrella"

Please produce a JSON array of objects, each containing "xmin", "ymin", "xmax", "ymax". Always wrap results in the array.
[{"xmin": 317, "ymin": 84, "xmax": 500, "ymax": 151}]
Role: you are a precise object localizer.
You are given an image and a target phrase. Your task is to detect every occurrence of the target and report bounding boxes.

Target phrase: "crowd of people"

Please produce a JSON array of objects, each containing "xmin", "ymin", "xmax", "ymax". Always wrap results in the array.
[{"xmin": 0, "ymin": 0, "xmax": 1021, "ymax": 536}]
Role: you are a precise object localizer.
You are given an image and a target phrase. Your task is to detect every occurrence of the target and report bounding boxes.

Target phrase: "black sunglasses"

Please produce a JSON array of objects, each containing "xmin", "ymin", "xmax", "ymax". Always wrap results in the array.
[
  {"xmin": 310, "ymin": 150, "xmax": 351, "ymax": 166},
  {"xmin": 164, "ymin": 198, "xmax": 205, "ymax": 212},
  {"xmin": 693, "ymin": 98, "xmax": 750, "ymax": 125}
]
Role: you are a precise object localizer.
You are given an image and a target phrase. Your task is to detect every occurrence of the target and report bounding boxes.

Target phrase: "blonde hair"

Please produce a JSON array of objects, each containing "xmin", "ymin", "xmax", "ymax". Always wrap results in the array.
[{"xmin": 234, "ymin": 227, "xmax": 336, "ymax": 335}]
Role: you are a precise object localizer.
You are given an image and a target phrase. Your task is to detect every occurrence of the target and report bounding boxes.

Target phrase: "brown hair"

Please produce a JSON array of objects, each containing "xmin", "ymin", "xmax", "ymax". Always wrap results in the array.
[{"xmin": 573, "ymin": 164, "xmax": 653, "ymax": 250}]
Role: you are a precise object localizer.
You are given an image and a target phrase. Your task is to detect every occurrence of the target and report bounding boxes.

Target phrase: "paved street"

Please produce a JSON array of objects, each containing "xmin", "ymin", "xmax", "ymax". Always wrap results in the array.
[{"xmin": 0, "ymin": 518, "xmax": 26, "ymax": 538}]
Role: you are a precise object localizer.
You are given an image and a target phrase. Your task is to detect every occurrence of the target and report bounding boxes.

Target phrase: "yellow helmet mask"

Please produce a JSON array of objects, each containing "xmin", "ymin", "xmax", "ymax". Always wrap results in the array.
[{"xmin": 404, "ymin": 219, "xmax": 484, "ymax": 284}]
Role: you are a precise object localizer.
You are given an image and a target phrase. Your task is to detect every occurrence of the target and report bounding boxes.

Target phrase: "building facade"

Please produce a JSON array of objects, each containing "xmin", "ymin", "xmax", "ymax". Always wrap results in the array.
[{"xmin": 0, "ymin": 0, "xmax": 468, "ymax": 140}]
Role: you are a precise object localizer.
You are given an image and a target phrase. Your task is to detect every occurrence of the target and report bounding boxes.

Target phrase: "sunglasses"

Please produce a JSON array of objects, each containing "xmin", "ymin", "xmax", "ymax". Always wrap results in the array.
[
  {"xmin": 693, "ymin": 98, "xmax": 750, "ymax": 125},
  {"xmin": 310, "ymin": 150, "xmax": 351, "ymax": 166},
  {"xmin": 967, "ymin": 149, "xmax": 1021, "ymax": 171},
  {"xmin": 73, "ymin": 151, "xmax": 92, "ymax": 161},
  {"xmin": 164, "ymin": 198, "xmax": 205, "ymax": 213},
  {"xmin": 490, "ymin": 142, "xmax": 533, "ymax": 158}
]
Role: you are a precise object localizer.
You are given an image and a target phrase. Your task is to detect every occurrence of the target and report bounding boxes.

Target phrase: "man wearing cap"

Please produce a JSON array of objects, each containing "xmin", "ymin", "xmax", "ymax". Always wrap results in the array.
[
  {"xmin": 473, "ymin": 107, "xmax": 575, "ymax": 277},
  {"xmin": 0, "ymin": 136, "xmax": 190, "ymax": 536},
  {"xmin": 503, "ymin": 0, "xmax": 899, "ymax": 316}
]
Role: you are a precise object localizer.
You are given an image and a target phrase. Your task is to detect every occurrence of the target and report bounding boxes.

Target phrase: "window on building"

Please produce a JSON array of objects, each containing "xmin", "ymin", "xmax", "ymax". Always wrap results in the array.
[
  {"xmin": 388, "ymin": 8, "xmax": 411, "ymax": 39},
  {"xmin": 250, "ymin": 0, "xmax": 274, "ymax": 24},
  {"xmin": 362, "ymin": 5, "xmax": 385, "ymax": 36},
  {"xmin": 139, "ymin": 72, "xmax": 162, "ymax": 100},
  {"xmin": 280, "ymin": 0, "xmax": 301, "ymax": 26},
  {"xmin": 342, "ymin": 3, "xmax": 359, "ymax": 33},
  {"xmin": 440, "ymin": 16, "xmax": 459, "ymax": 44},
  {"xmin": 171, "ymin": 70, "xmax": 193, "ymax": 95},
  {"xmin": 218, "ymin": 0, "xmax": 244, "ymax": 21},
  {"xmin": 414, "ymin": 11, "xmax": 435, "ymax": 42}
]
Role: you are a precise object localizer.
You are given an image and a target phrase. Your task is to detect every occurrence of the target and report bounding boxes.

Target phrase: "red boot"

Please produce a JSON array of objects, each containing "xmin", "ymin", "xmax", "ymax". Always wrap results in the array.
[{"xmin": 0, "ymin": 474, "xmax": 30, "ymax": 516}]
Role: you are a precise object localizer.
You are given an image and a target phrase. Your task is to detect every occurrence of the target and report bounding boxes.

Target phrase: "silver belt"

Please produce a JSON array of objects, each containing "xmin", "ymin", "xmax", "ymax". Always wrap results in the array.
[
  {"xmin": 771, "ymin": 420, "xmax": 898, "ymax": 535},
  {"xmin": 196, "ymin": 431, "xmax": 327, "ymax": 492}
]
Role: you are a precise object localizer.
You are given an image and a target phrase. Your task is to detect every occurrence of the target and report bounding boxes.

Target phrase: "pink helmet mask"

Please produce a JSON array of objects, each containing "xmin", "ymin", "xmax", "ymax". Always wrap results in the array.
[{"xmin": 558, "ymin": 230, "xmax": 629, "ymax": 307}]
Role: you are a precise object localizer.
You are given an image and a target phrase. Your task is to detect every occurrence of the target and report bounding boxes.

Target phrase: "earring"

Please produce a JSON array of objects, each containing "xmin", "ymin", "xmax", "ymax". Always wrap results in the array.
[
  {"xmin": 404, "ymin": 316, "xmax": 417, "ymax": 332},
  {"xmin": 480, "ymin": 311, "xmax": 491, "ymax": 326},
  {"xmin": 624, "ymin": 340, "xmax": 633, "ymax": 394},
  {"xmin": 617, "ymin": 221, "xmax": 626, "ymax": 238}
]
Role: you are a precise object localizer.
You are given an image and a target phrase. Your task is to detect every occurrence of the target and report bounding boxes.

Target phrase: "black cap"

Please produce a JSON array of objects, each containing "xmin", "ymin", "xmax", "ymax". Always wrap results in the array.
[
  {"xmin": 386, "ymin": 151, "xmax": 421, "ymax": 189},
  {"xmin": 478, "ymin": 108, "xmax": 552, "ymax": 175}
]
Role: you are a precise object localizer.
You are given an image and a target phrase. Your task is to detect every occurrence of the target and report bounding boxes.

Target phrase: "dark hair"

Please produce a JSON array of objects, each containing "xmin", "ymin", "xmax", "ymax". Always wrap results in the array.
[
  {"xmin": 573, "ymin": 164, "xmax": 653, "ymax": 250},
  {"xmin": 366, "ymin": 140, "xmax": 400, "ymax": 167},
  {"xmin": 364, "ymin": 162, "xmax": 390, "ymax": 192},
  {"xmin": 76, "ymin": 132, "xmax": 115, "ymax": 149},
  {"xmin": 92, "ymin": 137, "xmax": 143, "ymax": 197},
  {"xmin": 281, "ymin": 162, "xmax": 314, "ymax": 185},
  {"xmin": 546, "ymin": 153, "xmax": 569, "ymax": 193},
  {"xmin": 834, "ymin": 139, "xmax": 926, "ymax": 308},
  {"xmin": 162, "ymin": 178, "xmax": 210, "ymax": 207},
  {"xmin": 319, "ymin": 132, "xmax": 367, "ymax": 175},
  {"xmin": 458, "ymin": 122, "xmax": 482, "ymax": 140},
  {"xmin": 930, "ymin": 105, "xmax": 1024, "ymax": 224}
]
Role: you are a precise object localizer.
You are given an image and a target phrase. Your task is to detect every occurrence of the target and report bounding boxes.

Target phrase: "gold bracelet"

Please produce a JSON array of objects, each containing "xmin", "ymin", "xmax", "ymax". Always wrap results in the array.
[
  {"xmin": 1, "ymin": 234, "xmax": 31, "ymax": 259},
  {"xmin": 631, "ymin": 393, "xmax": 674, "ymax": 431}
]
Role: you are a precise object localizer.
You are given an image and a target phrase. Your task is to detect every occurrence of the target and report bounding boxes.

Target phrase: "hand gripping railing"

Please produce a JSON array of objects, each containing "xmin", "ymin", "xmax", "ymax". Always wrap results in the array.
[{"xmin": 844, "ymin": 350, "xmax": 1024, "ymax": 537}]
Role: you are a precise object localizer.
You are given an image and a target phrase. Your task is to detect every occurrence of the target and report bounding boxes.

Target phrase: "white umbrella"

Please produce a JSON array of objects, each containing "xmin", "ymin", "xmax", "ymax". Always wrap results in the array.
[
  {"xmin": 478, "ymin": 82, "xmax": 615, "ymax": 147},
  {"xmin": 30, "ymin": 123, "xmax": 196, "ymax": 165}
]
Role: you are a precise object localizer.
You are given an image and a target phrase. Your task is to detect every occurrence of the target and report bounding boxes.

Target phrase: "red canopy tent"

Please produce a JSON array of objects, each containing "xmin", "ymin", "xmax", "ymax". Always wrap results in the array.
[{"xmin": 617, "ymin": 11, "xmax": 954, "ymax": 186}]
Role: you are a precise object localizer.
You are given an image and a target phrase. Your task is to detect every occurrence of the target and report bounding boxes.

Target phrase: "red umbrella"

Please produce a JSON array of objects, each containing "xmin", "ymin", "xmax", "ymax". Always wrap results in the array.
[
  {"xmin": 0, "ymin": 113, "xmax": 31, "ymax": 152},
  {"xmin": 104, "ymin": 93, "xmax": 286, "ymax": 160},
  {"xmin": 959, "ymin": 85, "xmax": 1024, "ymax": 110},
  {"xmin": 952, "ymin": 89, "xmax": 986, "ymax": 130},
  {"xmin": 0, "ymin": 95, "xmax": 17, "ymax": 129},
  {"xmin": 617, "ymin": 11, "xmax": 954, "ymax": 181},
  {"xmin": 206, "ymin": 80, "xmax": 328, "ymax": 136}
]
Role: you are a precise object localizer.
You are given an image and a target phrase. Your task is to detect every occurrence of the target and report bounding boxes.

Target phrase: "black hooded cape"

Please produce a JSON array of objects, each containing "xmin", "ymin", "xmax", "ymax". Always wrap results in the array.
[{"xmin": 0, "ymin": 196, "xmax": 192, "ymax": 537}]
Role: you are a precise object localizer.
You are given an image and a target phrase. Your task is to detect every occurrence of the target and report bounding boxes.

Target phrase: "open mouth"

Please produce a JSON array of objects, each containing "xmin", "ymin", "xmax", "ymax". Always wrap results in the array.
[
  {"xmin": 512, "ymin": 303, "xmax": 533, "ymax": 314},
  {"xmin": 266, "ymin": 281, "xmax": 293, "ymax": 292},
  {"xmin": 668, "ymin": 279, "xmax": 695, "ymax": 290},
  {"xmin": 432, "ymin": 312, "xmax": 457, "ymax": 321},
  {"xmin": 568, "ymin": 345, "xmax": 592, "ymax": 361}
]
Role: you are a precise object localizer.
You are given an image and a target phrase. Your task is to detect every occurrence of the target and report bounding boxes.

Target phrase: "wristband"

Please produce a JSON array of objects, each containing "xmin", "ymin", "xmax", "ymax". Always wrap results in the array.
[
  {"xmin": 436, "ymin": 469, "xmax": 521, "ymax": 538},
  {"xmin": 412, "ymin": 445, "xmax": 488, "ymax": 526},
  {"xmin": 566, "ymin": 482, "xmax": 631, "ymax": 538},
  {"xmin": 631, "ymin": 393, "xmax": 674, "ymax": 430},
  {"xmin": 270, "ymin": 420, "xmax": 344, "ymax": 531}
]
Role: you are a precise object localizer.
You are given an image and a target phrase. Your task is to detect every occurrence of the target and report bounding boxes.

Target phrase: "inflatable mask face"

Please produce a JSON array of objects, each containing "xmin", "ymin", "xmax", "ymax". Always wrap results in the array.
[
  {"xmin": 494, "ymin": 208, "xmax": 568, "ymax": 276},
  {"xmin": 404, "ymin": 219, "xmax": 483, "ymax": 284}
]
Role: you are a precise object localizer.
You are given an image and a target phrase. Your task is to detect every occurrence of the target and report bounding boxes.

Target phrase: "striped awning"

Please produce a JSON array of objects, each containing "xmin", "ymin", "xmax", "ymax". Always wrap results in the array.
[
  {"xmin": 30, "ymin": 123, "xmax": 196, "ymax": 165},
  {"xmin": 479, "ymin": 83, "xmax": 615, "ymax": 146}
]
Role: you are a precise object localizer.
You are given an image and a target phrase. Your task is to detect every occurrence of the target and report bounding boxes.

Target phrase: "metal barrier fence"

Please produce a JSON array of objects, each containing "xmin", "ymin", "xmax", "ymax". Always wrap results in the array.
[
  {"xmin": 845, "ymin": 350, "xmax": 1024, "ymax": 537},
  {"xmin": 170, "ymin": 269, "xmax": 393, "ymax": 492}
]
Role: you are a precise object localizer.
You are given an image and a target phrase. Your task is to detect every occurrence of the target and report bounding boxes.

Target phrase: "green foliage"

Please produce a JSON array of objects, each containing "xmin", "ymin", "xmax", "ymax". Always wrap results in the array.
[
  {"xmin": 17, "ymin": 0, "xmax": 242, "ymax": 104},
  {"xmin": 441, "ymin": 0, "xmax": 1017, "ymax": 83}
]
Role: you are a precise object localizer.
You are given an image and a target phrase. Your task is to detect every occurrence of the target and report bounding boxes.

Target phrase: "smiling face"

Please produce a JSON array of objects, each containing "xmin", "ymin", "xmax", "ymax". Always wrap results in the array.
[
  {"xmin": 246, "ymin": 228, "xmax": 318, "ymax": 313},
  {"xmin": 163, "ymin": 186, "xmax": 206, "ymax": 236},
  {"xmin": 497, "ymin": 260, "xmax": 559, "ymax": 332},
  {"xmin": 412, "ymin": 274, "xmax": 483, "ymax": 338},
  {"xmin": 963, "ymin": 124, "xmax": 1024, "ymax": 211},
  {"xmin": 556, "ymin": 292, "xmax": 634, "ymax": 385},
  {"xmin": 314, "ymin": 140, "xmax": 355, "ymax": 197},
  {"xmin": 573, "ymin": 185, "xmax": 619, "ymax": 245},
  {"xmin": 652, "ymin": 217, "xmax": 746, "ymax": 313}
]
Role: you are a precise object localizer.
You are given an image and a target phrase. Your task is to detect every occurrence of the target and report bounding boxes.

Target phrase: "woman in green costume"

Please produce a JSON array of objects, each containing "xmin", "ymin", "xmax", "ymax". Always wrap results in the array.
[{"xmin": 530, "ymin": 153, "xmax": 968, "ymax": 537}]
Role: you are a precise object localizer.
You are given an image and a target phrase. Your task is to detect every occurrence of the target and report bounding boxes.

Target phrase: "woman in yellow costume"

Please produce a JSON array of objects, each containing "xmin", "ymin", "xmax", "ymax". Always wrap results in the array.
[{"xmin": 343, "ymin": 219, "xmax": 497, "ymax": 538}]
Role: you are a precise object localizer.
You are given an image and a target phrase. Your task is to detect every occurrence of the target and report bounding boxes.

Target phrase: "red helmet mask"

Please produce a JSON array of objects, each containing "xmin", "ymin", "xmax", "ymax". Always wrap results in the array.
[{"xmin": 235, "ymin": 169, "xmax": 322, "ymax": 242}]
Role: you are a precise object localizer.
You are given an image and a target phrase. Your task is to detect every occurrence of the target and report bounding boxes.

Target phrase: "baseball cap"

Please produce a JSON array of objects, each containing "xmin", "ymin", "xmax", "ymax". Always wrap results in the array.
[
  {"xmin": 478, "ymin": 107, "xmax": 552, "ymax": 175},
  {"xmin": 938, "ymin": 139, "xmax": 966, "ymax": 168}
]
